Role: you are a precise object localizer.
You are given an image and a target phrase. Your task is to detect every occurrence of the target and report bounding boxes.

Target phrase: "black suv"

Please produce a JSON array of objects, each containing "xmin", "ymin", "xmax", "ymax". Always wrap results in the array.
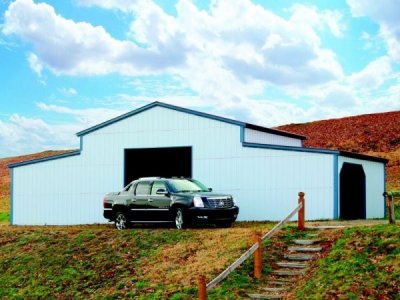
[{"xmin": 103, "ymin": 177, "xmax": 239, "ymax": 230}]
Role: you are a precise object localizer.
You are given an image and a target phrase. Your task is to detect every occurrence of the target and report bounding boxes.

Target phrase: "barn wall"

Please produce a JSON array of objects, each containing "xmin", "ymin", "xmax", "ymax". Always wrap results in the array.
[
  {"xmin": 338, "ymin": 156, "xmax": 385, "ymax": 219},
  {"xmin": 12, "ymin": 106, "xmax": 334, "ymax": 224},
  {"xmin": 12, "ymin": 155, "xmax": 105, "ymax": 225},
  {"xmin": 244, "ymin": 128, "xmax": 302, "ymax": 147}
]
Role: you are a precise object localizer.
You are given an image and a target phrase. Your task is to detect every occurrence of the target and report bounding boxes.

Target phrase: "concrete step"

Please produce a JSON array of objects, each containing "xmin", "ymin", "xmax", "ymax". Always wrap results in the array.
[
  {"xmin": 293, "ymin": 239, "xmax": 320, "ymax": 245},
  {"xmin": 305, "ymin": 233, "xmax": 319, "ymax": 237},
  {"xmin": 263, "ymin": 287, "xmax": 287, "ymax": 292},
  {"xmin": 276, "ymin": 262, "xmax": 307, "ymax": 268},
  {"xmin": 272, "ymin": 269, "xmax": 306, "ymax": 276},
  {"xmin": 288, "ymin": 246, "xmax": 322, "ymax": 252},
  {"xmin": 267, "ymin": 280, "xmax": 291, "ymax": 286},
  {"xmin": 284, "ymin": 253, "xmax": 316, "ymax": 261},
  {"xmin": 248, "ymin": 293, "xmax": 283, "ymax": 299},
  {"xmin": 307, "ymin": 225, "xmax": 346, "ymax": 230}
]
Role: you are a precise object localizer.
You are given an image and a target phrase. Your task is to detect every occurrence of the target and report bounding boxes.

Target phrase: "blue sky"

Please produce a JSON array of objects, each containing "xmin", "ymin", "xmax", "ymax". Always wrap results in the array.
[{"xmin": 0, "ymin": 0, "xmax": 399, "ymax": 158}]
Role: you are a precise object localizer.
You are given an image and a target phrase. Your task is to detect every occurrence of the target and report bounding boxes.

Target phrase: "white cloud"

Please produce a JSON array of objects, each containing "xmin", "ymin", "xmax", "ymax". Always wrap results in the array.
[
  {"xmin": 3, "ymin": 0, "xmax": 398, "ymax": 156},
  {"xmin": 349, "ymin": 56, "xmax": 392, "ymax": 90},
  {"xmin": 1, "ymin": 0, "xmax": 349, "ymax": 133},
  {"xmin": 27, "ymin": 52, "xmax": 43, "ymax": 75},
  {"xmin": 289, "ymin": 4, "xmax": 345, "ymax": 38},
  {"xmin": 76, "ymin": 0, "xmax": 137, "ymax": 12},
  {"xmin": 0, "ymin": 114, "xmax": 80, "ymax": 157},
  {"xmin": 347, "ymin": 0, "xmax": 400, "ymax": 61},
  {"xmin": 3, "ymin": 0, "xmax": 344, "ymax": 91},
  {"xmin": 0, "ymin": 102, "xmax": 130, "ymax": 157},
  {"xmin": 3, "ymin": 0, "xmax": 185, "ymax": 76},
  {"xmin": 322, "ymin": 85, "xmax": 358, "ymax": 108},
  {"xmin": 36, "ymin": 102, "xmax": 126, "ymax": 128},
  {"xmin": 59, "ymin": 87, "xmax": 77, "ymax": 96}
]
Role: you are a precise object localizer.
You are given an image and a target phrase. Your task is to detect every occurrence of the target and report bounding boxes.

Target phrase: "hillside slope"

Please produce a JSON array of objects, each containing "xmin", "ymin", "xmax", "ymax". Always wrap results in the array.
[{"xmin": 276, "ymin": 111, "xmax": 400, "ymax": 191}]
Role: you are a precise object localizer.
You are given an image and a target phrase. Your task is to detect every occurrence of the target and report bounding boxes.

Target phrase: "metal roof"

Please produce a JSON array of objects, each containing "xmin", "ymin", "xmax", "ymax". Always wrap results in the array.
[
  {"xmin": 76, "ymin": 101, "xmax": 306, "ymax": 140},
  {"xmin": 8, "ymin": 102, "xmax": 388, "ymax": 168}
]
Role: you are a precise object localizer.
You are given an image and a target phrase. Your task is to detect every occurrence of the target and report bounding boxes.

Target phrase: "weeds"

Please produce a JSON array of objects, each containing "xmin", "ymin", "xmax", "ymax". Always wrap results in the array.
[
  {"xmin": 295, "ymin": 225, "xmax": 400, "ymax": 299},
  {"xmin": 0, "ymin": 212, "xmax": 9, "ymax": 222}
]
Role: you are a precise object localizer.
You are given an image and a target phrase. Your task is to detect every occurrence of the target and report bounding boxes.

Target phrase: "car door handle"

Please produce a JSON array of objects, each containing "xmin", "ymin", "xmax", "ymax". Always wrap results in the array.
[{"xmin": 147, "ymin": 199, "xmax": 153, "ymax": 202}]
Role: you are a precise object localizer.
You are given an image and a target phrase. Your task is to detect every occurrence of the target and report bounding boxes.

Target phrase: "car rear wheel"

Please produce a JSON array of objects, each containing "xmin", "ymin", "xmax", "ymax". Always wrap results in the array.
[
  {"xmin": 175, "ymin": 208, "xmax": 187, "ymax": 230},
  {"xmin": 115, "ymin": 212, "xmax": 129, "ymax": 230}
]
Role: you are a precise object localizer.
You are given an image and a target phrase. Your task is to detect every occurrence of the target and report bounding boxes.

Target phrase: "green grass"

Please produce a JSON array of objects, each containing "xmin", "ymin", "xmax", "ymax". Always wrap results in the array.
[
  {"xmin": 0, "ymin": 212, "xmax": 9, "ymax": 222},
  {"xmin": 2, "ymin": 224, "xmax": 398, "ymax": 299},
  {"xmin": 0, "ymin": 223, "xmax": 283, "ymax": 299},
  {"xmin": 395, "ymin": 204, "xmax": 400, "ymax": 220},
  {"xmin": 0, "ymin": 227, "xmax": 196, "ymax": 299},
  {"xmin": 0, "ymin": 223, "xmax": 309, "ymax": 299},
  {"xmin": 295, "ymin": 224, "xmax": 400, "ymax": 299}
]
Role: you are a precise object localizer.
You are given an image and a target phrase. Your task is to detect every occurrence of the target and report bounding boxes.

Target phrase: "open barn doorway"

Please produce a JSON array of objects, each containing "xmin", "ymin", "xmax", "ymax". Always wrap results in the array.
[
  {"xmin": 340, "ymin": 162, "xmax": 366, "ymax": 219},
  {"xmin": 124, "ymin": 147, "xmax": 192, "ymax": 186}
]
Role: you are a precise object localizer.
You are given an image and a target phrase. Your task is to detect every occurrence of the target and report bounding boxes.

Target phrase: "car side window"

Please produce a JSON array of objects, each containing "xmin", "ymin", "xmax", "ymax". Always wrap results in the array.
[
  {"xmin": 123, "ymin": 183, "xmax": 132, "ymax": 192},
  {"xmin": 135, "ymin": 182, "xmax": 151, "ymax": 196},
  {"xmin": 151, "ymin": 181, "xmax": 167, "ymax": 195}
]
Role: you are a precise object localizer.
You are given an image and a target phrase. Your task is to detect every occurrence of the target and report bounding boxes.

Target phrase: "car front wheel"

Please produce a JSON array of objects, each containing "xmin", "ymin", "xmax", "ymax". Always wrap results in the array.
[
  {"xmin": 115, "ymin": 212, "xmax": 129, "ymax": 230},
  {"xmin": 175, "ymin": 208, "xmax": 187, "ymax": 230}
]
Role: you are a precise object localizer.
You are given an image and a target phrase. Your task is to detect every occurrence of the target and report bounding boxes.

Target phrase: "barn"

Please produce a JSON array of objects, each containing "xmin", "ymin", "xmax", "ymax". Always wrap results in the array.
[{"xmin": 9, "ymin": 102, "xmax": 388, "ymax": 225}]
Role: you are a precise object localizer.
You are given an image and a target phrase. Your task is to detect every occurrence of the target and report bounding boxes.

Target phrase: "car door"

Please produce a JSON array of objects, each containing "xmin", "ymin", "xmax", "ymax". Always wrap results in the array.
[
  {"xmin": 148, "ymin": 181, "xmax": 171, "ymax": 221},
  {"xmin": 121, "ymin": 183, "xmax": 137, "ymax": 220},
  {"xmin": 132, "ymin": 181, "xmax": 152, "ymax": 221}
]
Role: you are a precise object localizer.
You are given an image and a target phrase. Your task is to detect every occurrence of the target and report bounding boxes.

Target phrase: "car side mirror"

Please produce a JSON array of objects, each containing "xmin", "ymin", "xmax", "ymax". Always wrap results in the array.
[
  {"xmin": 208, "ymin": 188, "xmax": 212, "ymax": 192},
  {"xmin": 156, "ymin": 188, "xmax": 169, "ymax": 195}
]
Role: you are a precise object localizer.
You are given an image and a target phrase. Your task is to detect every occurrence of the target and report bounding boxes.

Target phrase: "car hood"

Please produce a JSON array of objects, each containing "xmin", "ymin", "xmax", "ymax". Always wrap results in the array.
[{"xmin": 172, "ymin": 191, "xmax": 232, "ymax": 198}]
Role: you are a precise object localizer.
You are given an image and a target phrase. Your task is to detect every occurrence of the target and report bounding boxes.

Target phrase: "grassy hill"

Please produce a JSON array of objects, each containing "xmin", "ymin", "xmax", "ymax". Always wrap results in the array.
[
  {"xmin": 0, "ymin": 224, "xmax": 397, "ymax": 299},
  {"xmin": 276, "ymin": 111, "xmax": 400, "ymax": 191},
  {"xmin": 0, "ymin": 223, "xmax": 277, "ymax": 299}
]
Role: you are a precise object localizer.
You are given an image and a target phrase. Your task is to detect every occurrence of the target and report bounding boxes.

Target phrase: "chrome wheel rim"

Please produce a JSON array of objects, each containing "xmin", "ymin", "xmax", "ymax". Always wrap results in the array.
[
  {"xmin": 175, "ymin": 210, "xmax": 183, "ymax": 229},
  {"xmin": 115, "ymin": 213, "xmax": 127, "ymax": 230}
]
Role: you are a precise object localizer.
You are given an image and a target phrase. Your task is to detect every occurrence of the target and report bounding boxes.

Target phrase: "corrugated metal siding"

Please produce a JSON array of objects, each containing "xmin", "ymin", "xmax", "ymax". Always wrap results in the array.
[
  {"xmin": 12, "ymin": 155, "xmax": 105, "ymax": 225},
  {"xmin": 13, "ymin": 106, "xmax": 334, "ymax": 224},
  {"xmin": 338, "ymin": 156, "xmax": 385, "ymax": 219},
  {"xmin": 195, "ymin": 148, "xmax": 334, "ymax": 221},
  {"xmin": 244, "ymin": 128, "xmax": 302, "ymax": 147}
]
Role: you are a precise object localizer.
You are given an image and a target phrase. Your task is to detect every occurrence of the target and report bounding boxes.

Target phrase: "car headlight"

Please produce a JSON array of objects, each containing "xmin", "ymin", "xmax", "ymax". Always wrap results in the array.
[
  {"xmin": 193, "ymin": 196, "xmax": 204, "ymax": 208},
  {"xmin": 232, "ymin": 197, "xmax": 236, "ymax": 205}
]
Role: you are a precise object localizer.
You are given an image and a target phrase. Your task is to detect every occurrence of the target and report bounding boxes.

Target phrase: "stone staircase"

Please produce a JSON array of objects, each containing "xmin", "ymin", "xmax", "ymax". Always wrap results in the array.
[{"xmin": 247, "ymin": 232, "xmax": 325, "ymax": 299}]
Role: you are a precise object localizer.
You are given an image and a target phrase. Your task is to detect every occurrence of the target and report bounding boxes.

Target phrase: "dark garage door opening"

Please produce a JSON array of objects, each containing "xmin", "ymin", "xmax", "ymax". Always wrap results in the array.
[
  {"xmin": 124, "ymin": 147, "xmax": 192, "ymax": 186},
  {"xmin": 340, "ymin": 162, "xmax": 366, "ymax": 219}
]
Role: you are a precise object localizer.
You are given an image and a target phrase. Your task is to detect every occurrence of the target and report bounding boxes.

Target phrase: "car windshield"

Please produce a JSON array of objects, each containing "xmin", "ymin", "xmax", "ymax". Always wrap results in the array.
[{"xmin": 168, "ymin": 179, "xmax": 209, "ymax": 193}]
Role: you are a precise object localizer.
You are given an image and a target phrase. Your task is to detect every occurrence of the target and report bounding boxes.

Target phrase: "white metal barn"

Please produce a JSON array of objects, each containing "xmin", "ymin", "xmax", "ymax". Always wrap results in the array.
[{"xmin": 9, "ymin": 102, "xmax": 387, "ymax": 225}]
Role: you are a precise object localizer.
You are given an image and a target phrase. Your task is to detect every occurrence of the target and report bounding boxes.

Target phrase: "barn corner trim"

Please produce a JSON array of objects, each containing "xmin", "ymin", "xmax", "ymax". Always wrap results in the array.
[
  {"xmin": 333, "ymin": 154, "xmax": 339, "ymax": 219},
  {"xmin": 10, "ymin": 168, "xmax": 14, "ymax": 225}
]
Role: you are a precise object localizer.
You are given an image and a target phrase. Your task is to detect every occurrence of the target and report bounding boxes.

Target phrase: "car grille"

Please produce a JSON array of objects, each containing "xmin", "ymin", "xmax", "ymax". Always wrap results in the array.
[{"xmin": 205, "ymin": 197, "xmax": 234, "ymax": 209}]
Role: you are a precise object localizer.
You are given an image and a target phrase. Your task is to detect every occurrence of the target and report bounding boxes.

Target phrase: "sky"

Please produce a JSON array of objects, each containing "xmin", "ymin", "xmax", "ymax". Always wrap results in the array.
[{"xmin": 0, "ymin": 0, "xmax": 399, "ymax": 158}]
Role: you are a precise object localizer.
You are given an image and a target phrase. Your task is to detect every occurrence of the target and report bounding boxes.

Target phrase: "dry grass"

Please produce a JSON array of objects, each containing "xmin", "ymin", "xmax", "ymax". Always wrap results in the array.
[
  {"xmin": 141, "ymin": 227, "xmax": 266, "ymax": 287},
  {"xmin": 0, "ymin": 196, "xmax": 9, "ymax": 213},
  {"xmin": 0, "ymin": 223, "xmax": 275, "ymax": 298}
]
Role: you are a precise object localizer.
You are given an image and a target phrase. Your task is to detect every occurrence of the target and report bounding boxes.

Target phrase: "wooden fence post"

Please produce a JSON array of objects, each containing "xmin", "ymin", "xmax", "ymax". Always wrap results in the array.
[
  {"xmin": 384, "ymin": 192, "xmax": 395, "ymax": 224},
  {"xmin": 253, "ymin": 231, "xmax": 262, "ymax": 279},
  {"xmin": 298, "ymin": 192, "xmax": 305, "ymax": 231},
  {"xmin": 198, "ymin": 275, "xmax": 206, "ymax": 300}
]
